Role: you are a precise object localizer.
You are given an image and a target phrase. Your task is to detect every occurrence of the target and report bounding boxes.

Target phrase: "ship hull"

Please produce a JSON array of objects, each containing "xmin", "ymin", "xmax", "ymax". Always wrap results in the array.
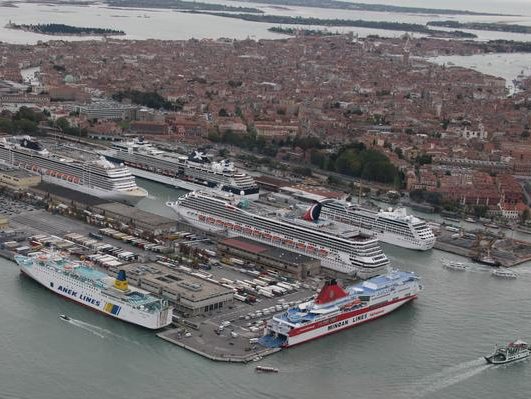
[
  {"xmin": 42, "ymin": 175, "xmax": 147, "ymax": 205},
  {"xmin": 104, "ymin": 155, "xmax": 260, "ymax": 200},
  {"xmin": 18, "ymin": 261, "xmax": 172, "ymax": 329},
  {"xmin": 171, "ymin": 205, "xmax": 387, "ymax": 276},
  {"xmin": 281, "ymin": 295, "xmax": 416, "ymax": 347}
]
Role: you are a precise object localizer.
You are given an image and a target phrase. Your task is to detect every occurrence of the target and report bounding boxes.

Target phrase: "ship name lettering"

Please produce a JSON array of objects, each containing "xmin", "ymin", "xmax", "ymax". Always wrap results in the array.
[
  {"xmin": 327, "ymin": 320, "xmax": 348, "ymax": 331},
  {"xmin": 79, "ymin": 294, "xmax": 101, "ymax": 307},
  {"xmin": 57, "ymin": 285, "xmax": 77, "ymax": 298}
]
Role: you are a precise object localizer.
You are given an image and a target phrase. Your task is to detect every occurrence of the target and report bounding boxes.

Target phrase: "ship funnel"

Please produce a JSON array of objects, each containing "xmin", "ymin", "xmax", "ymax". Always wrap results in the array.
[
  {"xmin": 303, "ymin": 201, "xmax": 322, "ymax": 222},
  {"xmin": 315, "ymin": 279, "xmax": 348, "ymax": 305},
  {"xmin": 114, "ymin": 269, "xmax": 129, "ymax": 291}
]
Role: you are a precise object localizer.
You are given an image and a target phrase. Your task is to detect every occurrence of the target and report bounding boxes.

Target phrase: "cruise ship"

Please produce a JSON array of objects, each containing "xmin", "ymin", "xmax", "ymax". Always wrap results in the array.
[
  {"xmin": 16, "ymin": 253, "xmax": 173, "ymax": 329},
  {"xmin": 166, "ymin": 191, "xmax": 390, "ymax": 278},
  {"xmin": 318, "ymin": 200, "xmax": 436, "ymax": 250},
  {"xmin": 260, "ymin": 270, "xmax": 421, "ymax": 347},
  {"xmin": 0, "ymin": 136, "xmax": 148, "ymax": 205},
  {"xmin": 101, "ymin": 139, "xmax": 259, "ymax": 199}
]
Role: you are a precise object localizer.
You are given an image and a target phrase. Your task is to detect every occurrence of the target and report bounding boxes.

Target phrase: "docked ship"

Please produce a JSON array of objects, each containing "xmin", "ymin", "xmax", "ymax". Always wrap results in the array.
[
  {"xmin": 0, "ymin": 136, "xmax": 147, "ymax": 205},
  {"xmin": 318, "ymin": 200, "xmax": 436, "ymax": 251},
  {"xmin": 15, "ymin": 253, "xmax": 173, "ymax": 329},
  {"xmin": 260, "ymin": 270, "xmax": 421, "ymax": 347},
  {"xmin": 101, "ymin": 140, "xmax": 259, "ymax": 199},
  {"xmin": 166, "ymin": 191, "xmax": 390, "ymax": 278}
]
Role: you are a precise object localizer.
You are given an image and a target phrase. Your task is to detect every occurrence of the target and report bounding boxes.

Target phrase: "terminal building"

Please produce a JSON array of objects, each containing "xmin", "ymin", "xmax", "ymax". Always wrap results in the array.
[
  {"xmin": 114, "ymin": 262, "xmax": 234, "ymax": 317},
  {"xmin": 218, "ymin": 237, "xmax": 321, "ymax": 280}
]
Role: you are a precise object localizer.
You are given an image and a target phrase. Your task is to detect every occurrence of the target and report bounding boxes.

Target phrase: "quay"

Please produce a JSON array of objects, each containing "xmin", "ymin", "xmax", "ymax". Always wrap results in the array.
[{"xmin": 157, "ymin": 327, "xmax": 280, "ymax": 363}]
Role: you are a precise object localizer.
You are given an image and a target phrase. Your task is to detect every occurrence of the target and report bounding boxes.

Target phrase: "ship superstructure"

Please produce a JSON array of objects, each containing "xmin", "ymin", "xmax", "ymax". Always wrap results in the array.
[
  {"xmin": 101, "ymin": 139, "xmax": 259, "ymax": 198},
  {"xmin": 0, "ymin": 136, "xmax": 147, "ymax": 204},
  {"xmin": 319, "ymin": 200, "xmax": 436, "ymax": 250},
  {"xmin": 261, "ymin": 270, "xmax": 421, "ymax": 347},
  {"xmin": 15, "ymin": 253, "xmax": 173, "ymax": 329},
  {"xmin": 166, "ymin": 191, "xmax": 390, "ymax": 278}
]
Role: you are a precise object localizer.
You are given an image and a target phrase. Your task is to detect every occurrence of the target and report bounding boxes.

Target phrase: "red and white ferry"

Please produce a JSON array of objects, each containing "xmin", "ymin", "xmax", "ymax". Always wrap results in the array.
[{"xmin": 260, "ymin": 270, "xmax": 421, "ymax": 348}]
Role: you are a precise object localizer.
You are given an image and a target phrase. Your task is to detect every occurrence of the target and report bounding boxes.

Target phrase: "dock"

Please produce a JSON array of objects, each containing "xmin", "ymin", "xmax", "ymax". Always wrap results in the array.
[{"xmin": 157, "ymin": 325, "xmax": 280, "ymax": 363}]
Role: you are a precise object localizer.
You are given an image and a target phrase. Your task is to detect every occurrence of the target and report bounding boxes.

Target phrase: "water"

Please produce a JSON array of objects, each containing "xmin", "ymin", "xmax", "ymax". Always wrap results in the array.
[
  {"xmin": 2, "ymin": 179, "xmax": 531, "ymax": 398},
  {"xmin": 1, "ymin": 1, "xmax": 531, "ymax": 44}
]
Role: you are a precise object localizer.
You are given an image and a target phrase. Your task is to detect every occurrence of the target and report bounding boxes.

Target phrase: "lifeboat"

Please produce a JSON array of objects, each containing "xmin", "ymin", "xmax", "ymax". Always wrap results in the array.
[
  {"xmin": 234, "ymin": 225, "xmax": 243, "ymax": 232},
  {"xmin": 263, "ymin": 233, "xmax": 272, "ymax": 240},
  {"xmin": 319, "ymin": 249, "xmax": 329, "ymax": 256},
  {"xmin": 296, "ymin": 242, "xmax": 306, "ymax": 250},
  {"xmin": 272, "ymin": 236, "xmax": 281, "ymax": 242},
  {"xmin": 216, "ymin": 219, "xmax": 224, "ymax": 226},
  {"xmin": 225, "ymin": 222, "xmax": 234, "ymax": 229},
  {"xmin": 253, "ymin": 230, "xmax": 261, "ymax": 237},
  {"xmin": 207, "ymin": 217, "xmax": 215, "ymax": 224},
  {"xmin": 74, "ymin": 177, "xmax": 80, "ymax": 184},
  {"xmin": 198, "ymin": 215, "xmax": 206, "ymax": 221},
  {"xmin": 307, "ymin": 246, "xmax": 317, "ymax": 253}
]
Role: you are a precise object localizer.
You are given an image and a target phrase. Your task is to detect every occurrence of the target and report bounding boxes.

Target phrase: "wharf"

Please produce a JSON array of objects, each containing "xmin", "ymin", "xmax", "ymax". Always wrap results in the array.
[
  {"xmin": 434, "ymin": 231, "xmax": 531, "ymax": 267},
  {"xmin": 157, "ymin": 326, "xmax": 281, "ymax": 363}
]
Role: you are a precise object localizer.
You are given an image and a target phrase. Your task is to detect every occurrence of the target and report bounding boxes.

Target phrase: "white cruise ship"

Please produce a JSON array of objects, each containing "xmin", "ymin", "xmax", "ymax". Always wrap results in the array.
[
  {"xmin": 166, "ymin": 191, "xmax": 390, "ymax": 279},
  {"xmin": 319, "ymin": 200, "xmax": 436, "ymax": 250},
  {"xmin": 0, "ymin": 136, "xmax": 147, "ymax": 204},
  {"xmin": 15, "ymin": 253, "xmax": 173, "ymax": 329},
  {"xmin": 101, "ymin": 139, "xmax": 259, "ymax": 199}
]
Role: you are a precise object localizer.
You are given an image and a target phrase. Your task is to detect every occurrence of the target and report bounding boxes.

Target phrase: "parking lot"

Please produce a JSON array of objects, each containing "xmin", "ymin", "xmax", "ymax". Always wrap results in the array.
[{"xmin": 0, "ymin": 196, "xmax": 38, "ymax": 217}]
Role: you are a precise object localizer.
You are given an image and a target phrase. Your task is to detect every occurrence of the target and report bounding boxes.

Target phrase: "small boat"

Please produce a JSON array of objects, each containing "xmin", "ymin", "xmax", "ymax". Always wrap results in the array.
[
  {"xmin": 441, "ymin": 258, "xmax": 468, "ymax": 271},
  {"xmin": 255, "ymin": 366, "xmax": 279, "ymax": 373},
  {"xmin": 472, "ymin": 255, "xmax": 501, "ymax": 267},
  {"xmin": 465, "ymin": 217, "xmax": 476, "ymax": 223},
  {"xmin": 485, "ymin": 340, "xmax": 529, "ymax": 364},
  {"xmin": 58, "ymin": 314, "xmax": 71, "ymax": 321},
  {"xmin": 252, "ymin": 356, "xmax": 263, "ymax": 362},
  {"xmin": 492, "ymin": 268, "xmax": 518, "ymax": 279}
]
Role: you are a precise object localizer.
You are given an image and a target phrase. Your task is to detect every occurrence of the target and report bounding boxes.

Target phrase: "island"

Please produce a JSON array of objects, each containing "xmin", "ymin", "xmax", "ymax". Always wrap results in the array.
[
  {"xmin": 182, "ymin": 12, "xmax": 478, "ymax": 39},
  {"xmin": 427, "ymin": 21, "xmax": 531, "ymax": 35},
  {"xmin": 5, "ymin": 22, "xmax": 125, "ymax": 36},
  {"xmin": 105, "ymin": 0, "xmax": 263, "ymax": 13},
  {"xmin": 223, "ymin": 0, "xmax": 514, "ymax": 16},
  {"xmin": 269, "ymin": 27, "xmax": 341, "ymax": 37}
]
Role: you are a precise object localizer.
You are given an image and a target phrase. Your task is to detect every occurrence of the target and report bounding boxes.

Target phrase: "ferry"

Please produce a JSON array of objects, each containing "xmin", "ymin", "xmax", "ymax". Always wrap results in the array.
[
  {"xmin": 318, "ymin": 200, "xmax": 435, "ymax": 251},
  {"xmin": 260, "ymin": 271, "xmax": 421, "ymax": 347},
  {"xmin": 101, "ymin": 139, "xmax": 259, "ymax": 199},
  {"xmin": 485, "ymin": 340, "xmax": 529, "ymax": 364},
  {"xmin": 0, "ymin": 136, "xmax": 147, "ymax": 205},
  {"xmin": 15, "ymin": 253, "xmax": 173, "ymax": 329},
  {"xmin": 167, "ymin": 191, "xmax": 390, "ymax": 278}
]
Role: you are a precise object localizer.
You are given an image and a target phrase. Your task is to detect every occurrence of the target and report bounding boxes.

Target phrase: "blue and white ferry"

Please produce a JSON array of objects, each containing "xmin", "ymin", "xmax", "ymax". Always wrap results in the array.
[{"xmin": 15, "ymin": 253, "xmax": 173, "ymax": 329}]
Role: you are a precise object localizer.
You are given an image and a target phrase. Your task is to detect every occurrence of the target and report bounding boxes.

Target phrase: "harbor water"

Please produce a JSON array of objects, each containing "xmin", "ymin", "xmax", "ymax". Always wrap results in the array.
[{"xmin": 1, "ymin": 180, "xmax": 531, "ymax": 399}]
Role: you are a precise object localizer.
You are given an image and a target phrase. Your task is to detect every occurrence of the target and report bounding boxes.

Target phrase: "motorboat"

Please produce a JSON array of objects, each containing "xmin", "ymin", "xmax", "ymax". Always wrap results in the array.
[
  {"xmin": 491, "ymin": 268, "xmax": 518, "ymax": 279},
  {"xmin": 255, "ymin": 366, "xmax": 279, "ymax": 373},
  {"xmin": 58, "ymin": 314, "xmax": 71, "ymax": 321}
]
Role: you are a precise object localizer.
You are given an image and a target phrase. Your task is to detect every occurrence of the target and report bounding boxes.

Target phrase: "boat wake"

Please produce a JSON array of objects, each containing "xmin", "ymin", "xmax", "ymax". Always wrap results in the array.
[
  {"xmin": 410, "ymin": 358, "xmax": 491, "ymax": 398},
  {"xmin": 66, "ymin": 318, "xmax": 105, "ymax": 338},
  {"xmin": 63, "ymin": 318, "xmax": 140, "ymax": 344}
]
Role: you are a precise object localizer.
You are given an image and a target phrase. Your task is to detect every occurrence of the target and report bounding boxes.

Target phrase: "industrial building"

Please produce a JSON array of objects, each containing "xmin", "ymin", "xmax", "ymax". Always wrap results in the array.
[
  {"xmin": 218, "ymin": 237, "xmax": 321, "ymax": 280},
  {"xmin": 0, "ymin": 166, "xmax": 41, "ymax": 188},
  {"xmin": 94, "ymin": 203, "xmax": 176, "ymax": 236},
  {"xmin": 115, "ymin": 262, "xmax": 234, "ymax": 317}
]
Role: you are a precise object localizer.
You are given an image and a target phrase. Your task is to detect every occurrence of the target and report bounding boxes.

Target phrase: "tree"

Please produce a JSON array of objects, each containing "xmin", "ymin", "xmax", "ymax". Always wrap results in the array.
[
  {"xmin": 521, "ymin": 208, "xmax": 530, "ymax": 224},
  {"xmin": 473, "ymin": 205, "xmax": 488, "ymax": 218}
]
